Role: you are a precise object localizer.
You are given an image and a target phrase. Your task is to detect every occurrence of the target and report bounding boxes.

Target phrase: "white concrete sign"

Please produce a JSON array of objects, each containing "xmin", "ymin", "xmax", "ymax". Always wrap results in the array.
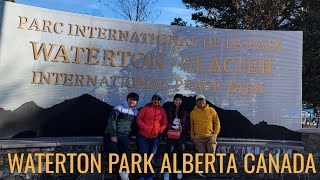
[{"xmin": 0, "ymin": 2, "xmax": 302, "ymax": 130}]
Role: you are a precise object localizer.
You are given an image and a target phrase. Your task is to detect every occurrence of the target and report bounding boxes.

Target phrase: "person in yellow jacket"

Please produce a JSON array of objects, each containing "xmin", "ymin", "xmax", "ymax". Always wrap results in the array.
[{"xmin": 190, "ymin": 94, "xmax": 221, "ymax": 178}]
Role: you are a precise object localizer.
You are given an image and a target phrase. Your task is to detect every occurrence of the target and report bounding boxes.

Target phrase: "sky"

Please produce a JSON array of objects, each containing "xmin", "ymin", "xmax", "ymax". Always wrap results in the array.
[{"xmin": 15, "ymin": 0, "xmax": 195, "ymax": 26}]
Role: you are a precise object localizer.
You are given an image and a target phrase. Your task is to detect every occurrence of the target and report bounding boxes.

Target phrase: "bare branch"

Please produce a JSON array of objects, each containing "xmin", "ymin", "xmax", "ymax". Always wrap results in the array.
[{"xmin": 101, "ymin": 0, "xmax": 161, "ymax": 22}]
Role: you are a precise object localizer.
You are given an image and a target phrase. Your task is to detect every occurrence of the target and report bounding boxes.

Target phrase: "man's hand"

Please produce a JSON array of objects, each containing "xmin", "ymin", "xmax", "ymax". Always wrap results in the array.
[
  {"xmin": 211, "ymin": 133, "xmax": 218, "ymax": 145},
  {"xmin": 111, "ymin": 136, "xmax": 118, "ymax": 143},
  {"xmin": 211, "ymin": 133, "xmax": 218, "ymax": 139}
]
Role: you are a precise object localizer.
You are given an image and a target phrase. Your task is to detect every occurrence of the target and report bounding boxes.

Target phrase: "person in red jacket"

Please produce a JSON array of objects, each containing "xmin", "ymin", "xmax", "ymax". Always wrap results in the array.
[{"xmin": 136, "ymin": 93, "xmax": 168, "ymax": 180}]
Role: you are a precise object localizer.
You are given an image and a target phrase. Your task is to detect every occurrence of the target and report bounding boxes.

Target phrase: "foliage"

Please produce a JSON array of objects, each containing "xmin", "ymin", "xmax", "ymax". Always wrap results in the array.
[
  {"xmin": 171, "ymin": 18, "xmax": 188, "ymax": 26},
  {"xmin": 181, "ymin": 0, "xmax": 300, "ymax": 30},
  {"xmin": 280, "ymin": 0, "xmax": 320, "ymax": 105}
]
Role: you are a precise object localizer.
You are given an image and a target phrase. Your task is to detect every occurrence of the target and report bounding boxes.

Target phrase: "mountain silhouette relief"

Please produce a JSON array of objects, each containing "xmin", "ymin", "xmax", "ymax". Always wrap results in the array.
[
  {"xmin": 0, "ymin": 94, "xmax": 300, "ymax": 140},
  {"xmin": 163, "ymin": 96, "xmax": 301, "ymax": 141}
]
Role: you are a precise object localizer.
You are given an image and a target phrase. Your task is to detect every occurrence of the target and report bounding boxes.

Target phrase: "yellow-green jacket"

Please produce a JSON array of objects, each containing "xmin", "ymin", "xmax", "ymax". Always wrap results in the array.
[{"xmin": 190, "ymin": 105, "xmax": 221, "ymax": 138}]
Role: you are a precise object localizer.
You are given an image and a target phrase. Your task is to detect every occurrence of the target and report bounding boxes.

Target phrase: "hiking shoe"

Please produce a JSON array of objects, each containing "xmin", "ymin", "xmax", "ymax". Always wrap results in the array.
[
  {"xmin": 198, "ymin": 173, "xmax": 207, "ymax": 178},
  {"xmin": 163, "ymin": 171, "xmax": 170, "ymax": 180},
  {"xmin": 119, "ymin": 171, "xmax": 129, "ymax": 180}
]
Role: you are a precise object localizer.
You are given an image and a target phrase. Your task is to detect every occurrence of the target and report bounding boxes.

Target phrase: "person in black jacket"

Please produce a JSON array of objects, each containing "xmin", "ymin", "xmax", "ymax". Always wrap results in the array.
[{"xmin": 163, "ymin": 94, "xmax": 190, "ymax": 180}]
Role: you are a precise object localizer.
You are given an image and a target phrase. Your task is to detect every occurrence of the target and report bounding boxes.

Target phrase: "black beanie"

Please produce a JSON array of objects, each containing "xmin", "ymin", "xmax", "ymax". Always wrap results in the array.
[{"xmin": 174, "ymin": 94, "xmax": 183, "ymax": 100}]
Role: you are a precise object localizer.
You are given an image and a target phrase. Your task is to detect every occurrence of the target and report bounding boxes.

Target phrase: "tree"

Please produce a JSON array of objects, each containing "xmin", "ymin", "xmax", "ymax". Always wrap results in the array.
[
  {"xmin": 100, "ymin": 0, "xmax": 161, "ymax": 22},
  {"xmin": 288, "ymin": 1, "xmax": 320, "ymax": 106},
  {"xmin": 171, "ymin": 17, "xmax": 188, "ymax": 26},
  {"xmin": 181, "ymin": 0, "xmax": 299, "ymax": 30},
  {"xmin": 279, "ymin": 0, "xmax": 320, "ymax": 106}
]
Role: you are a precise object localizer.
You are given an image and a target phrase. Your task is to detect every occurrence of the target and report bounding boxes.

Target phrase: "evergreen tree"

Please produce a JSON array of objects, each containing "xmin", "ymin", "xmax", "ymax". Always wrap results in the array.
[
  {"xmin": 182, "ymin": 0, "xmax": 299, "ymax": 30},
  {"xmin": 292, "ymin": 1, "xmax": 320, "ymax": 106},
  {"xmin": 171, "ymin": 17, "xmax": 188, "ymax": 26}
]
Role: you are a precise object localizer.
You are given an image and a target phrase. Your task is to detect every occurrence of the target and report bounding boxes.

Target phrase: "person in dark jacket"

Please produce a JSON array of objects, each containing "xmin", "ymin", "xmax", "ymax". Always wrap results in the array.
[
  {"xmin": 163, "ymin": 94, "xmax": 190, "ymax": 180},
  {"xmin": 136, "ymin": 93, "xmax": 168, "ymax": 180},
  {"xmin": 104, "ymin": 92, "xmax": 139, "ymax": 180}
]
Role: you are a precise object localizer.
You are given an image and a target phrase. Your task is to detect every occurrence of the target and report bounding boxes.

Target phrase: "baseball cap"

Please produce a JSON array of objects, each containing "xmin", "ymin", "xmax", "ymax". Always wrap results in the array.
[{"xmin": 196, "ymin": 94, "xmax": 206, "ymax": 101}]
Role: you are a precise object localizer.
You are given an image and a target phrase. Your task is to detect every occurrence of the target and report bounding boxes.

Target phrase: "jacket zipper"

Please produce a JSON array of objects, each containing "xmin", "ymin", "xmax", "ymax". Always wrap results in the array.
[
  {"xmin": 118, "ymin": 104, "xmax": 130, "ymax": 135},
  {"xmin": 149, "ymin": 106, "xmax": 156, "ymax": 138},
  {"xmin": 126, "ymin": 107, "xmax": 130, "ymax": 135}
]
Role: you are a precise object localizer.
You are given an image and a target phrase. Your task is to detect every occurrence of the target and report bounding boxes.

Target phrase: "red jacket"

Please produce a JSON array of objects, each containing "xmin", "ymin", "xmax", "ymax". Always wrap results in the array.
[{"xmin": 136, "ymin": 104, "xmax": 168, "ymax": 138}]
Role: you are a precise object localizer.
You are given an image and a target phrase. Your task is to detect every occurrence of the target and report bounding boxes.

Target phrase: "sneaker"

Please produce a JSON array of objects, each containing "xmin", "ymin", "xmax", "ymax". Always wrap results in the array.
[
  {"xmin": 163, "ymin": 171, "xmax": 170, "ymax": 180},
  {"xmin": 177, "ymin": 172, "xmax": 183, "ymax": 179},
  {"xmin": 198, "ymin": 173, "xmax": 207, "ymax": 178},
  {"xmin": 119, "ymin": 171, "xmax": 129, "ymax": 180}
]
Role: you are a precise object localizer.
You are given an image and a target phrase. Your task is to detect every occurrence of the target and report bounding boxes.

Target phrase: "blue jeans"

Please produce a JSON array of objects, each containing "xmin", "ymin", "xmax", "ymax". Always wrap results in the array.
[
  {"xmin": 103, "ymin": 133, "xmax": 130, "ymax": 179},
  {"xmin": 136, "ymin": 133, "xmax": 160, "ymax": 179}
]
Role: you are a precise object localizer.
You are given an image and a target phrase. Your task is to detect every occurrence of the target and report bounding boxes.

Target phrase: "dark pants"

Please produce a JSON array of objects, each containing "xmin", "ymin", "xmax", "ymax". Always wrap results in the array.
[
  {"xmin": 136, "ymin": 133, "xmax": 160, "ymax": 179},
  {"xmin": 165, "ymin": 138, "xmax": 185, "ymax": 171},
  {"xmin": 103, "ymin": 134, "xmax": 130, "ymax": 179}
]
